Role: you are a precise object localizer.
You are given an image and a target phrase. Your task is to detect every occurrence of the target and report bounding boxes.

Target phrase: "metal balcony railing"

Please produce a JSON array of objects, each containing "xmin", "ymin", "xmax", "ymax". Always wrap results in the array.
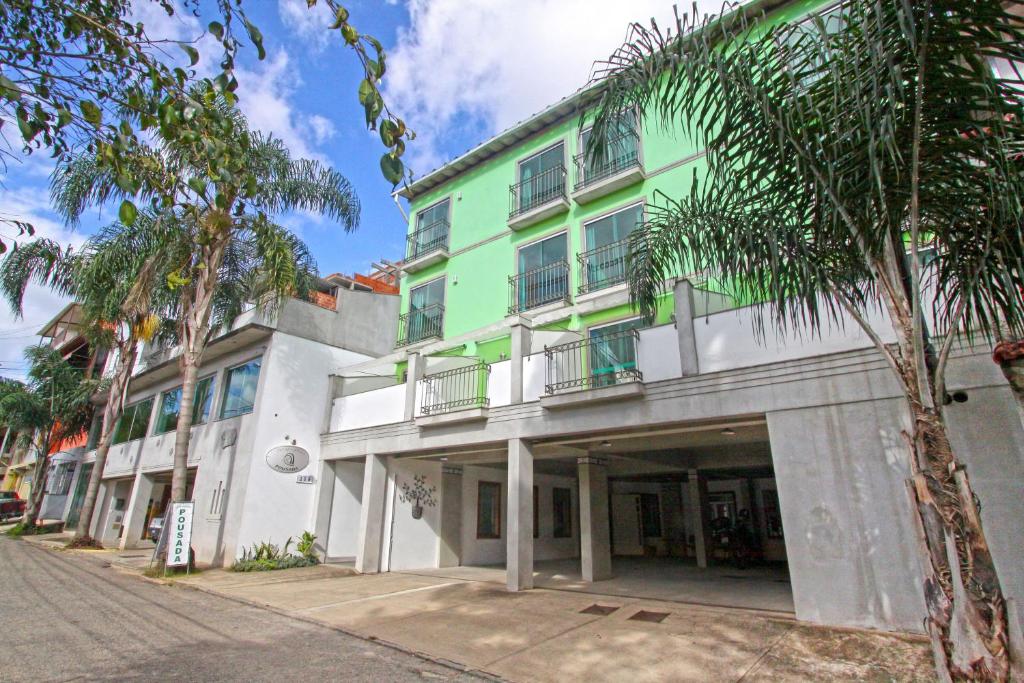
[
  {"xmin": 544, "ymin": 328, "xmax": 642, "ymax": 394},
  {"xmin": 509, "ymin": 165, "xmax": 567, "ymax": 219},
  {"xmin": 419, "ymin": 362, "xmax": 491, "ymax": 416},
  {"xmin": 406, "ymin": 218, "xmax": 450, "ymax": 261},
  {"xmin": 508, "ymin": 260, "xmax": 570, "ymax": 314},
  {"xmin": 574, "ymin": 131, "xmax": 640, "ymax": 190},
  {"xmin": 396, "ymin": 303, "xmax": 444, "ymax": 347},
  {"xmin": 577, "ymin": 238, "xmax": 630, "ymax": 294}
]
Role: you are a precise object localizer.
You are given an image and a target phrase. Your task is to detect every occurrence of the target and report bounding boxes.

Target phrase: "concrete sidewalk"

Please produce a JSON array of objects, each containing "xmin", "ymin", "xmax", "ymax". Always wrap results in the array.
[
  {"xmin": 20, "ymin": 535, "xmax": 931, "ymax": 681},
  {"xmin": 171, "ymin": 567, "xmax": 931, "ymax": 682}
]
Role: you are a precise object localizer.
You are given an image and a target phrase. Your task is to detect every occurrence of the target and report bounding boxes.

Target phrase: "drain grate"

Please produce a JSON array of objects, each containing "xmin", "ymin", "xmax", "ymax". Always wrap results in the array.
[
  {"xmin": 628, "ymin": 610, "xmax": 670, "ymax": 623},
  {"xmin": 580, "ymin": 604, "xmax": 620, "ymax": 616}
]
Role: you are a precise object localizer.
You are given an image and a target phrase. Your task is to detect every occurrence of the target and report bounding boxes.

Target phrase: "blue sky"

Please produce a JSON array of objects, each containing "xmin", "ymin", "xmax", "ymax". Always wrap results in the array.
[{"xmin": 0, "ymin": 0, "xmax": 703, "ymax": 377}]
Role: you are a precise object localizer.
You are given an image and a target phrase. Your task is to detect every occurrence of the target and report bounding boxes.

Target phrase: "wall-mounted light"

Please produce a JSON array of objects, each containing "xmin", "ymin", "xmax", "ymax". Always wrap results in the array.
[
  {"xmin": 720, "ymin": 428, "xmax": 736, "ymax": 436},
  {"xmin": 599, "ymin": 440, "xmax": 611, "ymax": 448}
]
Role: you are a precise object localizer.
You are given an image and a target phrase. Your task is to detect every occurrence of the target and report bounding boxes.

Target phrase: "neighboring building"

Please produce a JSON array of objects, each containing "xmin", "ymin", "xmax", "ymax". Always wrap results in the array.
[
  {"xmin": 310, "ymin": 0, "xmax": 1024, "ymax": 640},
  {"xmin": 81, "ymin": 277, "xmax": 399, "ymax": 566}
]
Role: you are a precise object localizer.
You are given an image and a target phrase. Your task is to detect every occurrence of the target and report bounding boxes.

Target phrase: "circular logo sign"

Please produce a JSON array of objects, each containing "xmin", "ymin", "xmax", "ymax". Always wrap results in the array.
[{"xmin": 266, "ymin": 445, "xmax": 310, "ymax": 474}]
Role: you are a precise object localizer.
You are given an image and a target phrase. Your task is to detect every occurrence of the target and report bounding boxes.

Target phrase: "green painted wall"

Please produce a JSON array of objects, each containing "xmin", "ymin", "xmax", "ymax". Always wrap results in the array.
[{"xmin": 398, "ymin": 0, "xmax": 830, "ymax": 359}]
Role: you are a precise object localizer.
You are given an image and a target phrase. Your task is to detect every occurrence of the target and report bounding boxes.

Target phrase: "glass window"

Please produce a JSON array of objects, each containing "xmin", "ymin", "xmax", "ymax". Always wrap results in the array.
[
  {"xmin": 112, "ymin": 398, "xmax": 154, "ymax": 444},
  {"xmin": 516, "ymin": 233, "xmax": 568, "ymax": 310},
  {"xmin": 156, "ymin": 376, "xmax": 215, "ymax": 434},
  {"xmin": 517, "ymin": 143, "xmax": 564, "ymax": 211},
  {"xmin": 580, "ymin": 110, "xmax": 639, "ymax": 181},
  {"xmin": 221, "ymin": 360, "xmax": 262, "ymax": 419},
  {"xmin": 477, "ymin": 481, "xmax": 501, "ymax": 539},
  {"xmin": 85, "ymin": 413, "xmax": 102, "ymax": 450},
  {"xmin": 552, "ymin": 487, "xmax": 572, "ymax": 538},
  {"xmin": 407, "ymin": 278, "xmax": 445, "ymax": 343},
  {"xmin": 588, "ymin": 318, "xmax": 644, "ymax": 387},
  {"xmin": 782, "ymin": 4, "xmax": 845, "ymax": 88},
  {"xmin": 412, "ymin": 199, "xmax": 450, "ymax": 258},
  {"xmin": 583, "ymin": 204, "xmax": 643, "ymax": 292}
]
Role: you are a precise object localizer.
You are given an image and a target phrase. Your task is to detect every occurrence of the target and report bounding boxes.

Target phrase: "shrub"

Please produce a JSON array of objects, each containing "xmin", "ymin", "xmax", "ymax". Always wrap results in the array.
[{"xmin": 231, "ymin": 532, "xmax": 320, "ymax": 572}]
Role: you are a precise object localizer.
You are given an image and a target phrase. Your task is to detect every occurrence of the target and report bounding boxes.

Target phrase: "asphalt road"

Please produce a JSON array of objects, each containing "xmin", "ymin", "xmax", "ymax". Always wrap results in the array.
[{"xmin": 0, "ymin": 537, "xmax": 482, "ymax": 682}]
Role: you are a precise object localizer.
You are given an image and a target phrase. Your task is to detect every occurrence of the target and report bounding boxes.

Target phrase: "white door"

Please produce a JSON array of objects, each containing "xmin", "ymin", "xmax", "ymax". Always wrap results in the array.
[{"xmin": 611, "ymin": 494, "xmax": 644, "ymax": 556}]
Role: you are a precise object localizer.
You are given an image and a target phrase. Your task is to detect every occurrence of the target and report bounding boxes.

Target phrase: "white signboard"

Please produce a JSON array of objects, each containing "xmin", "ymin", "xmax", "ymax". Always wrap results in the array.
[
  {"xmin": 166, "ymin": 502, "xmax": 194, "ymax": 567},
  {"xmin": 266, "ymin": 445, "xmax": 310, "ymax": 474}
]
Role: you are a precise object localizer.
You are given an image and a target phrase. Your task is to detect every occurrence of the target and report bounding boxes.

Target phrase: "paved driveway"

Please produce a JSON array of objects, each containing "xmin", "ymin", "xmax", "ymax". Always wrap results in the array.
[{"xmin": 0, "ymin": 536, "xmax": 480, "ymax": 682}]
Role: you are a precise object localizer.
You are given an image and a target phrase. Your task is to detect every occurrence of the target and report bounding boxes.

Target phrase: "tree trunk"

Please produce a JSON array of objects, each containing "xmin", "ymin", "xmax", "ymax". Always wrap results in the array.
[
  {"xmin": 23, "ymin": 436, "xmax": 51, "ymax": 526},
  {"xmin": 877, "ymin": 282, "xmax": 1012, "ymax": 680},
  {"xmin": 169, "ymin": 235, "xmax": 228, "ymax": 503},
  {"xmin": 74, "ymin": 342, "xmax": 137, "ymax": 542}
]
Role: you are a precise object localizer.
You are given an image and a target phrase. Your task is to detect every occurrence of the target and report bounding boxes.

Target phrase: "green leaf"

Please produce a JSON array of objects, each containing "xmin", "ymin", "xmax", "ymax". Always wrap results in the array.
[
  {"xmin": 178, "ymin": 43, "xmax": 200, "ymax": 67},
  {"xmin": 118, "ymin": 200, "xmax": 138, "ymax": 226},
  {"xmin": 380, "ymin": 152, "xmax": 403, "ymax": 186},
  {"xmin": 341, "ymin": 24, "xmax": 359, "ymax": 45},
  {"xmin": 330, "ymin": 7, "xmax": 349, "ymax": 29},
  {"xmin": 0, "ymin": 73, "xmax": 21, "ymax": 100},
  {"xmin": 56, "ymin": 108, "xmax": 72, "ymax": 127},
  {"xmin": 358, "ymin": 79, "xmax": 375, "ymax": 106},
  {"xmin": 187, "ymin": 177, "xmax": 207, "ymax": 196},
  {"xmin": 243, "ymin": 18, "xmax": 266, "ymax": 60},
  {"xmin": 79, "ymin": 100, "xmax": 102, "ymax": 127},
  {"xmin": 208, "ymin": 21, "xmax": 224, "ymax": 40},
  {"xmin": 379, "ymin": 119, "xmax": 398, "ymax": 147}
]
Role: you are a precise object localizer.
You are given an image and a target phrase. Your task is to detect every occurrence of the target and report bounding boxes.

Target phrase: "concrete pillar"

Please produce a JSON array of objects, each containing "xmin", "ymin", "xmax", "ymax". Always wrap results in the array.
[
  {"xmin": 355, "ymin": 455, "xmax": 388, "ymax": 573},
  {"xmin": 90, "ymin": 479, "xmax": 110, "ymax": 539},
  {"xmin": 673, "ymin": 279, "xmax": 699, "ymax": 377},
  {"xmin": 439, "ymin": 465, "xmax": 463, "ymax": 568},
  {"xmin": 311, "ymin": 459, "xmax": 336, "ymax": 560},
  {"xmin": 688, "ymin": 468, "xmax": 711, "ymax": 568},
  {"xmin": 578, "ymin": 456, "xmax": 612, "ymax": 582},
  {"xmin": 404, "ymin": 352, "xmax": 424, "ymax": 421},
  {"xmin": 119, "ymin": 471, "xmax": 155, "ymax": 550},
  {"xmin": 510, "ymin": 320, "xmax": 533, "ymax": 404},
  {"xmin": 506, "ymin": 439, "xmax": 534, "ymax": 591}
]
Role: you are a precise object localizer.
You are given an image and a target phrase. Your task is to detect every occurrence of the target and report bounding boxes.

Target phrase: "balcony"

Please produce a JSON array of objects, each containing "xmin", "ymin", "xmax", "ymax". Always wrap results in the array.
[
  {"xmin": 404, "ymin": 218, "xmax": 450, "ymax": 274},
  {"xmin": 396, "ymin": 303, "xmax": 444, "ymax": 348},
  {"xmin": 577, "ymin": 239, "xmax": 630, "ymax": 296},
  {"xmin": 508, "ymin": 260, "xmax": 571, "ymax": 315},
  {"xmin": 507, "ymin": 165, "xmax": 570, "ymax": 231},
  {"xmin": 540, "ymin": 328, "xmax": 645, "ymax": 409},
  {"xmin": 571, "ymin": 132, "xmax": 645, "ymax": 205},
  {"xmin": 416, "ymin": 362, "xmax": 491, "ymax": 427}
]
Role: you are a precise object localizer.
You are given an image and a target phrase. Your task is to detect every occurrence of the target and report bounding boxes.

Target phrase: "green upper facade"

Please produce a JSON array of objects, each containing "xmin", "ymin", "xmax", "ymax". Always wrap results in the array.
[{"xmin": 395, "ymin": 0, "xmax": 827, "ymax": 363}]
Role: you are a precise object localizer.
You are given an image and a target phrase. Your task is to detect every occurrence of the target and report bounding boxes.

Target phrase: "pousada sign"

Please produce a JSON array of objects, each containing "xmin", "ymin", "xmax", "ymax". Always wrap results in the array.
[{"xmin": 167, "ymin": 502, "xmax": 194, "ymax": 568}]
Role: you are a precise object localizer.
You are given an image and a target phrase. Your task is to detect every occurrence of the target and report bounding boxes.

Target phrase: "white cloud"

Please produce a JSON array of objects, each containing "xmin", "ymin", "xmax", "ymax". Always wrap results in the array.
[
  {"xmin": 278, "ymin": 0, "xmax": 334, "ymax": 52},
  {"xmin": 384, "ymin": 0, "xmax": 723, "ymax": 173},
  {"xmin": 0, "ymin": 185, "xmax": 86, "ymax": 380}
]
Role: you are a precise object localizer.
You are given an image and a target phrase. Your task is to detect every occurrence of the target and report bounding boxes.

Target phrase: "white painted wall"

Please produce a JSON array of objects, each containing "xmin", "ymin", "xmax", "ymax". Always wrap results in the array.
[
  {"xmin": 326, "ymin": 460, "xmax": 364, "ymax": 559},
  {"xmin": 523, "ymin": 352, "xmax": 546, "ymax": 403},
  {"xmin": 460, "ymin": 465, "xmax": 579, "ymax": 566},
  {"xmin": 638, "ymin": 323, "xmax": 682, "ymax": 383},
  {"xmin": 386, "ymin": 458, "xmax": 442, "ymax": 571},
  {"xmin": 330, "ymin": 384, "xmax": 405, "ymax": 431},
  {"xmin": 487, "ymin": 360, "xmax": 511, "ymax": 408}
]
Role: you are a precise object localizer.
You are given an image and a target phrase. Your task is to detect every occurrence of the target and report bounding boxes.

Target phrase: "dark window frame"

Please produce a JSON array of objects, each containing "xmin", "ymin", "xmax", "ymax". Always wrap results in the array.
[
  {"xmin": 552, "ymin": 486, "xmax": 572, "ymax": 538},
  {"xmin": 477, "ymin": 481, "xmax": 502, "ymax": 539}
]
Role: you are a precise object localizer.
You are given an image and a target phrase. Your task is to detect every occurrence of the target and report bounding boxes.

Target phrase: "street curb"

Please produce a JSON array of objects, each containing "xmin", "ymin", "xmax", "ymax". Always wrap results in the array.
[{"xmin": 166, "ymin": 576, "xmax": 505, "ymax": 681}]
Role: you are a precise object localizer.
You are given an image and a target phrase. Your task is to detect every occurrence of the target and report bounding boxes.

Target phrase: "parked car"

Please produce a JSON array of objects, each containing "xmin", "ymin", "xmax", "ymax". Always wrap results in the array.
[{"xmin": 0, "ymin": 491, "xmax": 26, "ymax": 522}]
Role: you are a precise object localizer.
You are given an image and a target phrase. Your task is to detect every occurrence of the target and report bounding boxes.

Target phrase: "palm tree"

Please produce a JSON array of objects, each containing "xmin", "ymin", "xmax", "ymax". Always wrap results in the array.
[
  {"xmin": 51, "ymin": 93, "xmax": 358, "ymax": 506},
  {"xmin": 587, "ymin": 1, "xmax": 1022, "ymax": 679},
  {"xmin": 0, "ymin": 347, "xmax": 96, "ymax": 526},
  {"xmin": 0, "ymin": 225, "xmax": 162, "ymax": 544}
]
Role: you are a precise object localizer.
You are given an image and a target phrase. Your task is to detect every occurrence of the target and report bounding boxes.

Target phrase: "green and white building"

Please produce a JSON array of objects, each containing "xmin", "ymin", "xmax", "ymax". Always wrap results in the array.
[{"xmin": 314, "ymin": 0, "xmax": 1024, "ymax": 638}]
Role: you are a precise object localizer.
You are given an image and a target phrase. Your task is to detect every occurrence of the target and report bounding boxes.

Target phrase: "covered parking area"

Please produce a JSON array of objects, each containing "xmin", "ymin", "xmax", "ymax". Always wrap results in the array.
[{"xmin": 375, "ymin": 417, "xmax": 794, "ymax": 614}]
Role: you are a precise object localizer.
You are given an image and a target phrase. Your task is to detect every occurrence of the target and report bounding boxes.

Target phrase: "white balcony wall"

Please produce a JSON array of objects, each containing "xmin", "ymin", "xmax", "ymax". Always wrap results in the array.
[
  {"xmin": 637, "ymin": 323, "xmax": 682, "ymax": 383},
  {"xmin": 523, "ymin": 352, "xmax": 546, "ymax": 402},
  {"xmin": 695, "ymin": 300, "xmax": 896, "ymax": 374},
  {"xmin": 331, "ymin": 384, "xmax": 406, "ymax": 431},
  {"xmin": 487, "ymin": 360, "xmax": 512, "ymax": 408}
]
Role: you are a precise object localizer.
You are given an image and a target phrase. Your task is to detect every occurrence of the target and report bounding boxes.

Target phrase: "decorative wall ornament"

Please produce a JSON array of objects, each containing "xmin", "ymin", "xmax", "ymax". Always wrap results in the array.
[{"xmin": 399, "ymin": 474, "xmax": 438, "ymax": 520}]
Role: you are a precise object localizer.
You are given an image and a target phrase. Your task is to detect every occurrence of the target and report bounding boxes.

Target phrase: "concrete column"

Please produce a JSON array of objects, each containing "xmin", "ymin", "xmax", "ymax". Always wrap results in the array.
[
  {"xmin": 355, "ymin": 454, "xmax": 389, "ymax": 573},
  {"xmin": 688, "ymin": 468, "xmax": 711, "ymax": 568},
  {"xmin": 506, "ymin": 439, "xmax": 534, "ymax": 591},
  {"xmin": 578, "ymin": 456, "xmax": 612, "ymax": 582},
  {"xmin": 311, "ymin": 459, "xmax": 336, "ymax": 560},
  {"xmin": 404, "ymin": 352, "xmax": 424, "ymax": 421},
  {"xmin": 510, "ymin": 320, "xmax": 533, "ymax": 404},
  {"xmin": 673, "ymin": 279, "xmax": 699, "ymax": 377},
  {"xmin": 439, "ymin": 465, "xmax": 463, "ymax": 568},
  {"xmin": 119, "ymin": 471, "xmax": 155, "ymax": 550},
  {"xmin": 90, "ymin": 479, "xmax": 110, "ymax": 539}
]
